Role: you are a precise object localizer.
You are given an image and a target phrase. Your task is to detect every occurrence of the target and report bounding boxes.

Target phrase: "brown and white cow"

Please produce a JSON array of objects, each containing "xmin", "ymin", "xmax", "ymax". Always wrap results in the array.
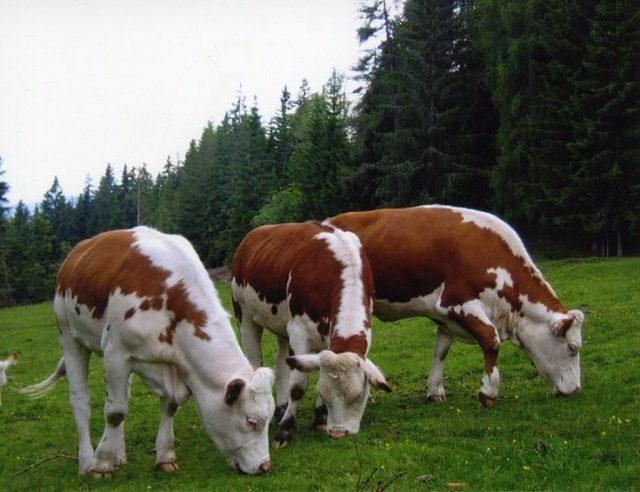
[
  {"xmin": 329, "ymin": 205, "xmax": 584, "ymax": 406},
  {"xmin": 20, "ymin": 227, "xmax": 275, "ymax": 476},
  {"xmin": 231, "ymin": 221, "xmax": 391, "ymax": 446}
]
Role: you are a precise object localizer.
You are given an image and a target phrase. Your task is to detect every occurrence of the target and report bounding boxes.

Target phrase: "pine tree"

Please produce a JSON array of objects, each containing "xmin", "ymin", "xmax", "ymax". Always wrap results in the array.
[
  {"xmin": 0, "ymin": 157, "xmax": 12, "ymax": 306},
  {"xmin": 570, "ymin": 0, "xmax": 640, "ymax": 255},
  {"xmin": 89, "ymin": 164, "xmax": 120, "ymax": 234}
]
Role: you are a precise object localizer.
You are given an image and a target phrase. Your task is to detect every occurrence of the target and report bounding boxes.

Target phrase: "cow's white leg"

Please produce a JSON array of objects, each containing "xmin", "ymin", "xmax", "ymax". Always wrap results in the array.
[
  {"xmin": 155, "ymin": 396, "xmax": 179, "ymax": 472},
  {"xmin": 60, "ymin": 335, "xmax": 94, "ymax": 475},
  {"xmin": 273, "ymin": 336, "xmax": 290, "ymax": 423},
  {"xmin": 274, "ymin": 328, "xmax": 312, "ymax": 447},
  {"xmin": 93, "ymin": 349, "xmax": 131, "ymax": 477},
  {"xmin": 239, "ymin": 313, "xmax": 264, "ymax": 368},
  {"xmin": 426, "ymin": 326, "xmax": 452, "ymax": 402},
  {"xmin": 447, "ymin": 303, "xmax": 502, "ymax": 407}
]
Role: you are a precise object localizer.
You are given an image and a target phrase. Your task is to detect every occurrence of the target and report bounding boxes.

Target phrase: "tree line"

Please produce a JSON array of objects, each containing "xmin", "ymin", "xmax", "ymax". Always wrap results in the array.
[{"xmin": 0, "ymin": 0, "xmax": 638, "ymax": 306}]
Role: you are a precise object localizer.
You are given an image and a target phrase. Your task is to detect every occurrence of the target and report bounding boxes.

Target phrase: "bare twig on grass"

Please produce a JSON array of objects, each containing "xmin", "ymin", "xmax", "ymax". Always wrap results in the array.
[
  {"xmin": 15, "ymin": 453, "xmax": 77, "ymax": 475},
  {"xmin": 354, "ymin": 440, "xmax": 407, "ymax": 491}
]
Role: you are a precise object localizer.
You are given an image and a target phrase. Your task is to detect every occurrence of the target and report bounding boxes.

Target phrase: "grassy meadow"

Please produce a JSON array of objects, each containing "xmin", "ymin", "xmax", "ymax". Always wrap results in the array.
[{"xmin": 0, "ymin": 257, "xmax": 638, "ymax": 491}]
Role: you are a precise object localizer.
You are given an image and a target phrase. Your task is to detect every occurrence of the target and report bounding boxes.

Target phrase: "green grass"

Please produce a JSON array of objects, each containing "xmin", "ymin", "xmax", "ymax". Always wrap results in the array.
[{"xmin": 0, "ymin": 258, "xmax": 638, "ymax": 491}]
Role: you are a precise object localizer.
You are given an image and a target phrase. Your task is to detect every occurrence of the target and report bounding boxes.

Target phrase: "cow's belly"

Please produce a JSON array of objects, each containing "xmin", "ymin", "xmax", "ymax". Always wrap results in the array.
[
  {"xmin": 232, "ymin": 281, "xmax": 289, "ymax": 337},
  {"xmin": 373, "ymin": 290, "xmax": 477, "ymax": 344},
  {"xmin": 373, "ymin": 287, "xmax": 443, "ymax": 322}
]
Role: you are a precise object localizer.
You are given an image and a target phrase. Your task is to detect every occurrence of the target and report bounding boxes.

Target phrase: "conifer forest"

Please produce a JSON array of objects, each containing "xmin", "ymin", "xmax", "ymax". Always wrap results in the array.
[{"xmin": 1, "ymin": 0, "xmax": 638, "ymax": 306}]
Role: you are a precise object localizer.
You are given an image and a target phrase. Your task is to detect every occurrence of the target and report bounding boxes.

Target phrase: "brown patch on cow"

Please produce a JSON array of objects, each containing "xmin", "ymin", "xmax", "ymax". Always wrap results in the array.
[
  {"xmin": 290, "ymin": 385, "xmax": 305, "ymax": 401},
  {"xmin": 224, "ymin": 378, "xmax": 246, "ymax": 405},
  {"xmin": 330, "ymin": 333, "xmax": 368, "ymax": 358},
  {"xmin": 56, "ymin": 230, "xmax": 171, "ymax": 320},
  {"xmin": 140, "ymin": 296, "xmax": 164, "ymax": 311},
  {"xmin": 330, "ymin": 207, "xmax": 567, "ymax": 314},
  {"xmin": 231, "ymin": 221, "xmax": 344, "ymax": 328},
  {"xmin": 107, "ymin": 412, "xmax": 124, "ymax": 427},
  {"xmin": 159, "ymin": 281, "xmax": 210, "ymax": 344},
  {"xmin": 124, "ymin": 308, "xmax": 136, "ymax": 320}
]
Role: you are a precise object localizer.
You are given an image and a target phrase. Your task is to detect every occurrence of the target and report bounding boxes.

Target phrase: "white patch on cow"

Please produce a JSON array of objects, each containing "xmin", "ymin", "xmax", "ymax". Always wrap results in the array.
[
  {"xmin": 488, "ymin": 267, "xmax": 513, "ymax": 289},
  {"xmin": 373, "ymin": 285, "xmax": 445, "ymax": 322},
  {"xmin": 133, "ymin": 227, "xmax": 230, "ymax": 327},
  {"xmin": 314, "ymin": 228, "xmax": 370, "ymax": 339},
  {"xmin": 230, "ymin": 279, "xmax": 289, "ymax": 337},
  {"xmin": 288, "ymin": 313, "xmax": 327, "ymax": 353}
]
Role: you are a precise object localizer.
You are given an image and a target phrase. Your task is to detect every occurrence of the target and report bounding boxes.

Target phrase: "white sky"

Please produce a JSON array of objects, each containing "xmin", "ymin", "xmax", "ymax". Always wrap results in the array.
[{"xmin": 0, "ymin": 0, "xmax": 381, "ymax": 208}]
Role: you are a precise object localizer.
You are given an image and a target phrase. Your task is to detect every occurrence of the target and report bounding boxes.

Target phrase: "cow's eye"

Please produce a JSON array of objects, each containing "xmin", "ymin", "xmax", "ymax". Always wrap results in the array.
[{"xmin": 568, "ymin": 344, "xmax": 579, "ymax": 357}]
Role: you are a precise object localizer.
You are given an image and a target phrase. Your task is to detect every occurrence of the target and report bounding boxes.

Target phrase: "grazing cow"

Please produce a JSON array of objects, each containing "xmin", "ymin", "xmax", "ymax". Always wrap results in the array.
[
  {"xmin": 20, "ymin": 227, "xmax": 275, "ymax": 476},
  {"xmin": 231, "ymin": 221, "xmax": 391, "ymax": 447},
  {"xmin": 0, "ymin": 352, "xmax": 18, "ymax": 405},
  {"xmin": 329, "ymin": 206, "xmax": 584, "ymax": 406}
]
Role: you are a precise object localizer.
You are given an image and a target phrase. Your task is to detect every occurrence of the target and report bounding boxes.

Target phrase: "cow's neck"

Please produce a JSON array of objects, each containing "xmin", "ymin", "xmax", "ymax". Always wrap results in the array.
[{"xmin": 183, "ymin": 316, "xmax": 252, "ymax": 389}]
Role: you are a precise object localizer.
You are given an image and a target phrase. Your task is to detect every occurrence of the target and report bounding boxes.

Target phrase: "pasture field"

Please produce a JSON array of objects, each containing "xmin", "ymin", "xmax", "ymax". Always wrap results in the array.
[{"xmin": 0, "ymin": 258, "xmax": 638, "ymax": 491}]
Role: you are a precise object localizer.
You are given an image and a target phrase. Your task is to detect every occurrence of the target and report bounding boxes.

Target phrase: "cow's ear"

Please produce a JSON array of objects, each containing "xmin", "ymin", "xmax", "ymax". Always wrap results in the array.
[
  {"xmin": 286, "ymin": 354, "xmax": 321, "ymax": 372},
  {"xmin": 225, "ymin": 378, "xmax": 246, "ymax": 405},
  {"xmin": 364, "ymin": 358, "xmax": 392, "ymax": 393},
  {"xmin": 554, "ymin": 316, "xmax": 574, "ymax": 337}
]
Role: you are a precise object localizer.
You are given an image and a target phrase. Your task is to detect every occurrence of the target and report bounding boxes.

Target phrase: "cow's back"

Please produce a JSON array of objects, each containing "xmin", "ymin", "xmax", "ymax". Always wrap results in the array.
[
  {"xmin": 57, "ymin": 229, "xmax": 172, "ymax": 321},
  {"xmin": 231, "ymin": 221, "xmax": 343, "ymax": 309},
  {"xmin": 330, "ymin": 206, "xmax": 564, "ymax": 312}
]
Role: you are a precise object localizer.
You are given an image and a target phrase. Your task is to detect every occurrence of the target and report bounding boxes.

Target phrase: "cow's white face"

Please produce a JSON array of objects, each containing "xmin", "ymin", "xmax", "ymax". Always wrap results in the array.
[
  {"xmin": 204, "ymin": 368, "xmax": 275, "ymax": 474},
  {"xmin": 517, "ymin": 310, "xmax": 583, "ymax": 396},
  {"xmin": 289, "ymin": 350, "xmax": 391, "ymax": 437}
]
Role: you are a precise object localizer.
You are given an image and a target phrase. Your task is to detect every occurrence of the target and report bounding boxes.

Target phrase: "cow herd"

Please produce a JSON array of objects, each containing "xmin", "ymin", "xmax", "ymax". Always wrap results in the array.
[{"xmin": 13, "ymin": 205, "xmax": 583, "ymax": 478}]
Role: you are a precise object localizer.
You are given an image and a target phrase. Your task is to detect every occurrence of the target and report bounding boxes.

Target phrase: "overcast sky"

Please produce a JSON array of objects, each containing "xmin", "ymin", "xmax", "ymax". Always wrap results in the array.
[{"xmin": 0, "ymin": 0, "xmax": 386, "ymax": 208}]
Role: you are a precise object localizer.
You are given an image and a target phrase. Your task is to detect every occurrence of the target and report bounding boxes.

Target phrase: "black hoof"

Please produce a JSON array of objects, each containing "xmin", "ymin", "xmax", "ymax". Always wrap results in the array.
[
  {"xmin": 275, "ymin": 415, "xmax": 296, "ymax": 447},
  {"xmin": 312, "ymin": 403, "xmax": 328, "ymax": 430},
  {"xmin": 274, "ymin": 403, "xmax": 287, "ymax": 424}
]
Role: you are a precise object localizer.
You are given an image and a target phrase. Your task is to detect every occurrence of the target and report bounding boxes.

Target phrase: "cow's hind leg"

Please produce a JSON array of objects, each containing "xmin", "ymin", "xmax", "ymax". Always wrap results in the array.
[
  {"xmin": 61, "ymin": 336, "xmax": 94, "ymax": 475},
  {"xmin": 155, "ymin": 396, "xmax": 179, "ymax": 472},
  {"xmin": 93, "ymin": 348, "xmax": 132, "ymax": 478},
  {"xmin": 426, "ymin": 325, "xmax": 452, "ymax": 403}
]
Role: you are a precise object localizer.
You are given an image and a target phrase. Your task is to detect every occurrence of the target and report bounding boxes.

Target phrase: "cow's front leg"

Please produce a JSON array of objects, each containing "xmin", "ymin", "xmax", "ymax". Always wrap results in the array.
[
  {"xmin": 312, "ymin": 396, "xmax": 328, "ymax": 431},
  {"xmin": 449, "ymin": 308, "xmax": 501, "ymax": 407},
  {"xmin": 93, "ymin": 351, "xmax": 131, "ymax": 478},
  {"xmin": 274, "ymin": 367, "xmax": 308, "ymax": 448},
  {"xmin": 273, "ymin": 336, "xmax": 291, "ymax": 424},
  {"xmin": 155, "ymin": 396, "xmax": 179, "ymax": 472},
  {"xmin": 426, "ymin": 325, "xmax": 452, "ymax": 402}
]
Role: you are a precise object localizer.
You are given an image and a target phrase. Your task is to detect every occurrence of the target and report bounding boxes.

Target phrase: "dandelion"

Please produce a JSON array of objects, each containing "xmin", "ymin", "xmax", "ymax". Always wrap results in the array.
[{"xmin": 523, "ymin": 465, "xmax": 531, "ymax": 472}]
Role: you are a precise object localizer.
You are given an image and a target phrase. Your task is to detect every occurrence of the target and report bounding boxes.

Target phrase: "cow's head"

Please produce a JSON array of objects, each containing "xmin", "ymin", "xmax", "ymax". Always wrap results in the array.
[
  {"xmin": 516, "ymin": 309, "xmax": 584, "ymax": 396},
  {"xmin": 202, "ymin": 367, "xmax": 275, "ymax": 474},
  {"xmin": 287, "ymin": 350, "xmax": 391, "ymax": 437}
]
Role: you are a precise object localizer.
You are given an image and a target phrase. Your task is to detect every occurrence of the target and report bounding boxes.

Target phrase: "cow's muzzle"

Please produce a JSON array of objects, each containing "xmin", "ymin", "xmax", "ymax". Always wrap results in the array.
[{"xmin": 328, "ymin": 428, "xmax": 349, "ymax": 438}]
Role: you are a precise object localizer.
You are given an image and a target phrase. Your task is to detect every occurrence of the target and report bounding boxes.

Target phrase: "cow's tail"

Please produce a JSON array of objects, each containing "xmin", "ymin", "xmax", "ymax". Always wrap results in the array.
[{"xmin": 17, "ymin": 357, "xmax": 66, "ymax": 398}]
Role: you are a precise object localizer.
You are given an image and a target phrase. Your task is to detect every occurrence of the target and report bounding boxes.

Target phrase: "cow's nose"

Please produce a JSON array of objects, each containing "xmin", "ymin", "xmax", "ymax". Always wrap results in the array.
[
  {"xmin": 555, "ymin": 385, "xmax": 580, "ymax": 397},
  {"xmin": 259, "ymin": 460, "xmax": 271, "ymax": 473},
  {"xmin": 329, "ymin": 429, "xmax": 348, "ymax": 438}
]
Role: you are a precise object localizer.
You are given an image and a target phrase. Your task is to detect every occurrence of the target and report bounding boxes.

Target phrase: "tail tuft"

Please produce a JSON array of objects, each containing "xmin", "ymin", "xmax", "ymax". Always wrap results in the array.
[{"xmin": 17, "ymin": 357, "xmax": 66, "ymax": 399}]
